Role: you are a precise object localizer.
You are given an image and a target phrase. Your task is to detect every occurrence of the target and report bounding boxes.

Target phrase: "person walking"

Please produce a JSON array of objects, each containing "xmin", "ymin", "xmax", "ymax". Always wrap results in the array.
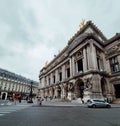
[{"xmin": 38, "ymin": 97, "xmax": 42, "ymax": 106}]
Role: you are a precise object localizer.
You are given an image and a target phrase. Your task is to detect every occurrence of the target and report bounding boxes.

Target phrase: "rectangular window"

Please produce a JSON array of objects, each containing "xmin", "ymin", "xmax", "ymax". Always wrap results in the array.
[
  {"xmin": 67, "ymin": 68, "xmax": 70, "ymax": 78},
  {"xmin": 97, "ymin": 58, "xmax": 104, "ymax": 71},
  {"xmin": 109, "ymin": 56, "xmax": 120, "ymax": 73},
  {"xmin": 53, "ymin": 75, "xmax": 55, "ymax": 83},
  {"xmin": 59, "ymin": 72, "xmax": 62, "ymax": 81},
  {"xmin": 77, "ymin": 59, "xmax": 83, "ymax": 72}
]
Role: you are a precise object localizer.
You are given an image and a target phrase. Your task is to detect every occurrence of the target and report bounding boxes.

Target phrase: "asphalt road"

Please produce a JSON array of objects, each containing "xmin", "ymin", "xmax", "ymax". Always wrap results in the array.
[{"xmin": 0, "ymin": 104, "xmax": 120, "ymax": 126}]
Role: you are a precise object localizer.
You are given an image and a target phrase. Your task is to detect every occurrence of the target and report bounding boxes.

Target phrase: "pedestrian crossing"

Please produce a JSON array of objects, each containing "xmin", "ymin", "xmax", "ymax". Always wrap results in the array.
[{"xmin": 0, "ymin": 105, "xmax": 31, "ymax": 117}]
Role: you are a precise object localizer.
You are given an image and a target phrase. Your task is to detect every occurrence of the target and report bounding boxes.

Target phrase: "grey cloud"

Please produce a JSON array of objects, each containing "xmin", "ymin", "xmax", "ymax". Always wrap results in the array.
[{"xmin": 0, "ymin": 0, "xmax": 120, "ymax": 81}]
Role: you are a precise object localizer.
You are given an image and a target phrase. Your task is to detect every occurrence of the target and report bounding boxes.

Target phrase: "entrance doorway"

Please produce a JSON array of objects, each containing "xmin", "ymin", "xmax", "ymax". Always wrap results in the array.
[
  {"xmin": 114, "ymin": 84, "xmax": 120, "ymax": 98},
  {"xmin": 74, "ymin": 79, "xmax": 84, "ymax": 98},
  {"xmin": 2, "ymin": 93, "xmax": 6, "ymax": 100}
]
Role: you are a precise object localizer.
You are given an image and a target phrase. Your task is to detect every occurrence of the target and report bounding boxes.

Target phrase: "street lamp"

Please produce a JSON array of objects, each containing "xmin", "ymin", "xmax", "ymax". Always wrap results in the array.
[{"xmin": 28, "ymin": 81, "xmax": 33, "ymax": 103}]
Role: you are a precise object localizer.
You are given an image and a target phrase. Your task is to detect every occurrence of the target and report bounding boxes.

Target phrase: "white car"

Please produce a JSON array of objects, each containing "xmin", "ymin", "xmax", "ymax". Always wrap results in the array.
[{"xmin": 87, "ymin": 99, "xmax": 111, "ymax": 108}]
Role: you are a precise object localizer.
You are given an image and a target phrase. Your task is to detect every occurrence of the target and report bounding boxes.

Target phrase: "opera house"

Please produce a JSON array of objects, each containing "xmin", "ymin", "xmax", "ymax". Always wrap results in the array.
[{"xmin": 38, "ymin": 20, "xmax": 120, "ymax": 103}]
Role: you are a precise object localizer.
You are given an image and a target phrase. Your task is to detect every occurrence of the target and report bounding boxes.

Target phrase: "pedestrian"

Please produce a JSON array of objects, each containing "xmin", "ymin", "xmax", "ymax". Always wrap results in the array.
[
  {"xmin": 38, "ymin": 97, "xmax": 42, "ymax": 106},
  {"xmin": 18, "ymin": 95, "xmax": 22, "ymax": 103}
]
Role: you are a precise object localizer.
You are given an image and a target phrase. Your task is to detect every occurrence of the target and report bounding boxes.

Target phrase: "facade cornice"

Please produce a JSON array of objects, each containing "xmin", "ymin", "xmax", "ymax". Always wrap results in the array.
[
  {"xmin": 68, "ymin": 20, "xmax": 107, "ymax": 46},
  {"xmin": 40, "ymin": 33, "xmax": 106, "ymax": 77},
  {"xmin": 105, "ymin": 33, "xmax": 120, "ymax": 46}
]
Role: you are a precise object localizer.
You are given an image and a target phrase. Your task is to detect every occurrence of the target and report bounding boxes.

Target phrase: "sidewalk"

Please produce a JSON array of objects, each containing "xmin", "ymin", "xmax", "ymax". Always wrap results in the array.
[
  {"xmin": 37, "ymin": 101, "xmax": 86, "ymax": 107},
  {"xmin": 0, "ymin": 100, "xmax": 9, "ymax": 106},
  {"xmin": 1, "ymin": 99, "xmax": 120, "ymax": 108},
  {"xmin": 33, "ymin": 100, "xmax": 120, "ymax": 108},
  {"xmin": 0, "ymin": 100, "xmax": 33, "ymax": 106},
  {"xmin": 111, "ymin": 103, "xmax": 120, "ymax": 108}
]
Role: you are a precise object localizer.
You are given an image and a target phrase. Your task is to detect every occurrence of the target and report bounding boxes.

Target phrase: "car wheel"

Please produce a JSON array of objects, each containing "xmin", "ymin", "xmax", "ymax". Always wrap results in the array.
[
  {"xmin": 106, "ymin": 105, "xmax": 111, "ymax": 108},
  {"xmin": 92, "ymin": 104, "xmax": 96, "ymax": 108}
]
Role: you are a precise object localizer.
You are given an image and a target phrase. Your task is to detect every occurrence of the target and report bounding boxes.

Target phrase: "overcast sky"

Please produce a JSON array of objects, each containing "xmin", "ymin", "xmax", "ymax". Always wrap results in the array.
[{"xmin": 0, "ymin": 0, "xmax": 120, "ymax": 81}]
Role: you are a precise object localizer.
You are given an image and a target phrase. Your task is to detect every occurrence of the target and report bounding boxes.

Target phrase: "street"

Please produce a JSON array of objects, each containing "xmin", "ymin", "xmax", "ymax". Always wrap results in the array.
[{"xmin": 0, "ymin": 101, "xmax": 120, "ymax": 126}]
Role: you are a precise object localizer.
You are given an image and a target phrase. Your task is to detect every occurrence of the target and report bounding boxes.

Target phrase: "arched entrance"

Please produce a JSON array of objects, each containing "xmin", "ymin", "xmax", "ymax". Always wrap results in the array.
[
  {"xmin": 74, "ymin": 79, "xmax": 84, "ymax": 98},
  {"xmin": 101, "ymin": 78, "xmax": 107, "ymax": 97},
  {"xmin": 2, "ymin": 93, "xmax": 6, "ymax": 100}
]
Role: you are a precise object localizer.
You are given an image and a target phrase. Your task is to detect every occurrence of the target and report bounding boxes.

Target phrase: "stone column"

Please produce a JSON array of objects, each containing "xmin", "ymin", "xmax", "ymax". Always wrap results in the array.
[
  {"xmin": 24, "ymin": 84, "xmax": 27, "ymax": 93},
  {"xmin": 59, "ymin": 84, "xmax": 67, "ymax": 99},
  {"xmin": 60, "ymin": 85, "xmax": 64, "ymax": 99},
  {"xmin": 89, "ymin": 42, "xmax": 98, "ymax": 70},
  {"xmin": 42, "ymin": 89, "xmax": 45, "ymax": 98},
  {"xmin": 86, "ymin": 45, "xmax": 91, "ymax": 70},
  {"xmin": 55, "ymin": 69, "xmax": 59, "ymax": 83},
  {"xmin": 50, "ymin": 73, "xmax": 53, "ymax": 84},
  {"xmin": 2, "ymin": 81, "xmax": 5, "ymax": 90},
  {"xmin": 42, "ymin": 77, "xmax": 46, "ymax": 87},
  {"xmin": 54, "ymin": 86, "xmax": 58, "ymax": 98},
  {"xmin": 14, "ymin": 83, "xmax": 17, "ymax": 91},
  {"xmin": 69, "ymin": 57, "xmax": 73, "ymax": 77},
  {"xmin": 106, "ymin": 60, "xmax": 111, "ymax": 73},
  {"xmin": 44, "ymin": 89, "xmax": 47, "ymax": 97},
  {"xmin": 51, "ymin": 87, "xmax": 54, "ymax": 98},
  {"xmin": 19, "ymin": 84, "xmax": 21, "ymax": 92},
  {"xmin": 71, "ymin": 56, "xmax": 75, "ymax": 76},
  {"xmin": 83, "ymin": 48, "xmax": 87, "ymax": 72},
  {"xmin": 62, "ymin": 65, "xmax": 66, "ymax": 81},
  {"xmin": 100, "ymin": 52, "xmax": 105, "ymax": 71},
  {"xmin": 91, "ymin": 75, "xmax": 103, "ymax": 99},
  {"xmin": 118, "ymin": 55, "xmax": 120, "ymax": 64},
  {"xmin": 6, "ymin": 82, "xmax": 9, "ymax": 91},
  {"xmin": 105, "ymin": 78, "xmax": 113, "ymax": 101}
]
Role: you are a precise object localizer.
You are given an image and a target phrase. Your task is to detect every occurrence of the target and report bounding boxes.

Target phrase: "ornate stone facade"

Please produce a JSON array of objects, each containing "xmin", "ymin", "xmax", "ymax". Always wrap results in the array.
[
  {"xmin": 38, "ymin": 21, "xmax": 120, "ymax": 103},
  {"xmin": 0, "ymin": 68, "xmax": 38, "ymax": 100}
]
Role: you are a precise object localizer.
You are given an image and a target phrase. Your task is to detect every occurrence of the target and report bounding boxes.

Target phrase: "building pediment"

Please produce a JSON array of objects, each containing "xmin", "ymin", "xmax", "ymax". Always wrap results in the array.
[{"xmin": 68, "ymin": 20, "xmax": 107, "ymax": 46}]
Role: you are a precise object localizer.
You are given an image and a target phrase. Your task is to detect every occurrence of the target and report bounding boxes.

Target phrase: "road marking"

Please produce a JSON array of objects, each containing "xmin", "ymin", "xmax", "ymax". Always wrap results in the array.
[
  {"xmin": 0, "ymin": 114, "xmax": 4, "ymax": 116},
  {"xmin": 0, "ymin": 112, "xmax": 10, "ymax": 113},
  {"xmin": 0, "ymin": 105, "xmax": 30, "ymax": 117}
]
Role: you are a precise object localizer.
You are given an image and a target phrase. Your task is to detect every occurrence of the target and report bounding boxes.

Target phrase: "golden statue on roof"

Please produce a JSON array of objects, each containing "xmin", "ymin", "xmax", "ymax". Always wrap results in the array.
[
  {"xmin": 45, "ymin": 61, "xmax": 48, "ymax": 67},
  {"xmin": 80, "ymin": 19, "xmax": 86, "ymax": 29}
]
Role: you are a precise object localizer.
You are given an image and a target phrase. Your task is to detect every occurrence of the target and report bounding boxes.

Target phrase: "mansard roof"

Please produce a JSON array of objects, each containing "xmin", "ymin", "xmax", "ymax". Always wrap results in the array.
[
  {"xmin": 0, "ymin": 68, "xmax": 38, "ymax": 85},
  {"xmin": 105, "ymin": 33, "xmax": 120, "ymax": 46}
]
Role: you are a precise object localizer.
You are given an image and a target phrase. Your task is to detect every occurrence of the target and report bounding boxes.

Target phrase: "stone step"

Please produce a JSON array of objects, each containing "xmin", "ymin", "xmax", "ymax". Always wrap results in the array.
[
  {"xmin": 113, "ymin": 98, "xmax": 120, "ymax": 104},
  {"xmin": 71, "ymin": 98, "xmax": 83, "ymax": 104}
]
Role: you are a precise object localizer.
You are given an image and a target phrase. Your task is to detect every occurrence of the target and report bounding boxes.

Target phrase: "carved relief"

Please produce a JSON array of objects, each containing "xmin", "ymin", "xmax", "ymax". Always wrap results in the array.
[
  {"xmin": 106, "ymin": 44, "xmax": 120, "ymax": 58},
  {"xmin": 68, "ymin": 82, "xmax": 74, "ymax": 92},
  {"xmin": 85, "ymin": 77, "xmax": 93, "ymax": 90},
  {"xmin": 74, "ymin": 50, "xmax": 83, "ymax": 61}
]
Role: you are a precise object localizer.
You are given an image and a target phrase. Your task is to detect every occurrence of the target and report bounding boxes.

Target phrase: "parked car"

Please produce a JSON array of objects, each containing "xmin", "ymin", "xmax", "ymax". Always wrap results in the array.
[{"xmin": 87, "ymin": 99, "xmax": 111, "ymax": 108}]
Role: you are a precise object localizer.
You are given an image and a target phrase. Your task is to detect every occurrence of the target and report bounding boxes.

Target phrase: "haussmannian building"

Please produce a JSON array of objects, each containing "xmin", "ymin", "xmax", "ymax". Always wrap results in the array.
[
  {"xmin": 38, "ymin": 21, "xmax": 120, "ymax": 103},
  {"xmin": 0, "ymin": 68, "xmax": 38, "ymax": 100}
]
